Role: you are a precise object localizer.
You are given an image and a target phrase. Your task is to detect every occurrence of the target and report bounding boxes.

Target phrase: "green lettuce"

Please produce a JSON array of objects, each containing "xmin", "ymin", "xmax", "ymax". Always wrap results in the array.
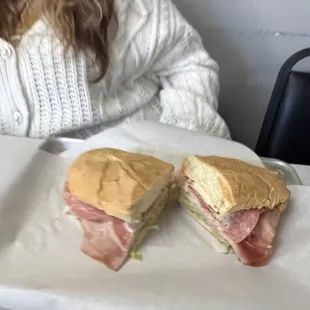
[{"xmin": 130, "ymin": 249, "xmax": 143, "ymax": 261}]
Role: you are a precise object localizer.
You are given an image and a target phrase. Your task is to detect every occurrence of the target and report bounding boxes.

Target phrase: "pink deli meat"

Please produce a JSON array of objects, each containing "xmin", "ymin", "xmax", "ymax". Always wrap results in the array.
[
  {"xmin": 185, "ymin": 182, "xmax": 280, "ymax": 266},
  {"xmin": 64, "ymin": 184, "xmax": 111, "ymax": 221},
  {"xmin": 232, "ymin": 209, "xmax": 281, "ymax": 266},
  {"xmin": 81, "ymin": 218, "xmax": 135, "ymax": 271},
  {"xmin": 64, "ymin": 185, "xmax": 137, "ymax": 271},
  {"xmin": 188, "ymin": 185, "xmax": 261, "ymax": 244}
]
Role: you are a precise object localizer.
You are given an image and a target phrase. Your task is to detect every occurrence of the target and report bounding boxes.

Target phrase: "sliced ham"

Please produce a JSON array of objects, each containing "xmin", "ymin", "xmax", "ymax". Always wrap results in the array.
[
  {"xmin": 221, "ymin": 209, "xmax": 261, "ymax": 244},
  {"xmin": 64, "ymin": 185, "xmax": 166, "ymax": 271},
  {"xmin": 187, "ymin": 184, "xmax": 260, "ymax": 243},
  {"xmin": 183, "ymin": 181, "xmax": 281, "ymax": 266},
  {"xmin": 81, "ymin": 219, "xmax": 135, "ymax": 271},
  {"xmin": 64, "ymin": 184, "xmax": 110, "ymax": 221},
  {"xmin": 64, "ymin": 185, "xmax": 136, "ymax": 270},
  {"xmin": 232, "ymin": 209, "xmax": 281, "ymax": 266}
]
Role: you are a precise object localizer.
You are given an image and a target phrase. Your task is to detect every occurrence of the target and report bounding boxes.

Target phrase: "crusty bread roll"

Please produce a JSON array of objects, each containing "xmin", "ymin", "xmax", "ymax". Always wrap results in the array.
[
  {"xmin": 182, "ymin": 155, "xmax": 290, "ymax": 214},
  {"xmin": 67, "ymin": 148, "xmax": 174, "ymax": 222}
]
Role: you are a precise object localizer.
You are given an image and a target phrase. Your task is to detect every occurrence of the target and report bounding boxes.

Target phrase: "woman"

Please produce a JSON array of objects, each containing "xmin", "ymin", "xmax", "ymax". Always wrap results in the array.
[{"xmin": 0, "ymin": 0, "xmax": 230, "ymax": 139}]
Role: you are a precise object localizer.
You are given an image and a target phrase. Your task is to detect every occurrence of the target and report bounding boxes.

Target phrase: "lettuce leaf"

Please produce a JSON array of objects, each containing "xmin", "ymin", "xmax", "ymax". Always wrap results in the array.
[{"xmin": 130, "ymin": 249, "xmax": 143, "ymax": 261}]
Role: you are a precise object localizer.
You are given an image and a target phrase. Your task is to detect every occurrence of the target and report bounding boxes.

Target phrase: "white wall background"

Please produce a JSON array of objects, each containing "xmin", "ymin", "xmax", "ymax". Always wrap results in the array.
[{"xmin": 173, "ymin": 0, "xmax": 310, "ymax": 149}]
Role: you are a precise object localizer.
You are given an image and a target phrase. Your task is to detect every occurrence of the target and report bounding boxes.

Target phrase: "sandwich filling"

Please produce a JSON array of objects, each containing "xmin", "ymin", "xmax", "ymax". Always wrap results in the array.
[
  {"xmin": 64, "ymin": 184, "xmax": 168, "ymax": 271},
  {"xmin": 179, "ymin": 178, "xmax": 282, "ymax": 266}
]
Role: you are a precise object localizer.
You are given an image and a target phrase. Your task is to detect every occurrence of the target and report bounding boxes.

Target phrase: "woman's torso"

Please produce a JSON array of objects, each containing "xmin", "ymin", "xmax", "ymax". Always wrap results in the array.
[{"xmin": 0, "ymin": 0, "xmax": 161, "ymax": 138}]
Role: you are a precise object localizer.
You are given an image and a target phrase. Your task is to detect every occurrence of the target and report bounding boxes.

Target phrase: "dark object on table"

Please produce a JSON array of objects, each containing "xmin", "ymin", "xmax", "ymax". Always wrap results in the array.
[{"xmin": 256, "ymin": 48, "xmax": 310, "ymax": 165}]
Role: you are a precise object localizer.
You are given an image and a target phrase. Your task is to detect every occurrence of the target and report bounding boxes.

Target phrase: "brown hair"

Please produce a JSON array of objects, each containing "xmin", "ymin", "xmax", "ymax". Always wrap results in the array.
[{"xmin": 0, "ymin": 0, "xmax": 115, "ymax": 82}]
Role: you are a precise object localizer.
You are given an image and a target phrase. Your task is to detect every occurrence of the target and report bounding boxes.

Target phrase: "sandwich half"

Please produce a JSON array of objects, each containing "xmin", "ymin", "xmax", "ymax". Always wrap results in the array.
[
  {"xmin": 178, "ymin": 155, "xmax": 290, "ymax": 266},
  {"xmin": 64, "ymin": 148, "xmax": 174, "ymax": 271}
]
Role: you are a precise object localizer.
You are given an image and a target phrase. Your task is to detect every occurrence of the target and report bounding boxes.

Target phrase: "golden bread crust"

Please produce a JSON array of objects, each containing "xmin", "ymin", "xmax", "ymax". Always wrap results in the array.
[
  {"xmin": 182, "ymin": 155, "xmax": 290, "ymax": 214},
  {"xmin": 67, "ymin": 148, "xmax": 174, "ymax": 221}
]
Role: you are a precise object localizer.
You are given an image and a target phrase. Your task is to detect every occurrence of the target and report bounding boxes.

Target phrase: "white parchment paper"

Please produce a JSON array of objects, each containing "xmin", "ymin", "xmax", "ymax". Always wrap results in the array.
[{"xmin": 0, "ymin": 122, "xmax": 309, "ymax": 310}]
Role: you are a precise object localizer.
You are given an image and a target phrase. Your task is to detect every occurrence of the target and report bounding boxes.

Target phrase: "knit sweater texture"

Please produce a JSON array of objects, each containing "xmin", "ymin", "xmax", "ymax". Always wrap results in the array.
[{"xmin": 0, "ymin": 0, "xmax": 230, "ymax": 138}]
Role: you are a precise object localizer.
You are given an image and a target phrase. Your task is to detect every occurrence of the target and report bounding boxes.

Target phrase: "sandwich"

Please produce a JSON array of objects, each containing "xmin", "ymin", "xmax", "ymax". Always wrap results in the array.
[
  {"xmin": 177, "ymin": 155, "xmax": 290, "ymax": 266},
  {"xmin": 64, "ymin": 148, "xmax": 174, "ymax": 271}
]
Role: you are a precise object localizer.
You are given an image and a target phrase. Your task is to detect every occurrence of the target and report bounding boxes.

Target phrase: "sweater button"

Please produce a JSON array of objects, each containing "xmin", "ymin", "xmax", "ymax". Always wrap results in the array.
[
  {"xmin": 0, "ymin": 46, "xmax": 12, "ymax": 59},
  {"xmin": 13, "ymin": 111, "xmax": 23, "ymax": 124}
]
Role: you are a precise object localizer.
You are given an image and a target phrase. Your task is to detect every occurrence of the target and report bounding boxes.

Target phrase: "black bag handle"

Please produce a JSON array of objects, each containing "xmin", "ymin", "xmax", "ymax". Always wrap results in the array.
[{"xmin": 255, "ymin": 48, "xmax": 310, "ymax": 155}]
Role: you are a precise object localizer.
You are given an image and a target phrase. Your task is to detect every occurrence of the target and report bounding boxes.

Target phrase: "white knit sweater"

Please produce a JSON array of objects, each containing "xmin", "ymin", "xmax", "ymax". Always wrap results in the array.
[{"xmin": 0, "ymin": 0, "xmax": 230, "ymax": 139}]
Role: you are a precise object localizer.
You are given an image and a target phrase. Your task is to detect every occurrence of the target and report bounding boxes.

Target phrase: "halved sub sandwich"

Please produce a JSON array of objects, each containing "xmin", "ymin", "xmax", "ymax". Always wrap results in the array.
[
  {"xmin": 178, "ymin": 155, "xmax": 290, "ymax": 266},
  {"xmin": 64, "ymin": 148, "xmax": 174, "ymax": 271}
]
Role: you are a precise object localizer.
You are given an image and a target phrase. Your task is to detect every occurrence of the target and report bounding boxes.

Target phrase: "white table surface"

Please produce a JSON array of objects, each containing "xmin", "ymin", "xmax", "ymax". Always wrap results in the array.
[
  {"xmin": 292, "ymin": 164, "xmax": 310, "ymax": 186},
  {"xmin": 0, "ymin": 134, "xmax": 309, "ymax": 186}
]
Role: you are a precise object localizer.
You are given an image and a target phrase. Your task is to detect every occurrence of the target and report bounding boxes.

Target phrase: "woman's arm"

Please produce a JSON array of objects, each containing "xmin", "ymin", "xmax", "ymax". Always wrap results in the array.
[{"xmin": 151, "ymin": 0, "xmax": 230, "ymax": 139}]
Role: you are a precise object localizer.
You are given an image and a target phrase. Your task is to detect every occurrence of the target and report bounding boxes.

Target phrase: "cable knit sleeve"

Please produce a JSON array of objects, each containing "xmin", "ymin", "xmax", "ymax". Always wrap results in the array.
[{"xmin": 151, "ymin": 0, "xmax": 230, "ymax": 138}]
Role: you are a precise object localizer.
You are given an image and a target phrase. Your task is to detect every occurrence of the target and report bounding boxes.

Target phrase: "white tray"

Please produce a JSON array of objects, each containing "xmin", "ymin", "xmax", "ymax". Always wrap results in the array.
[{"xmin": 39, "ymin": 137, "xmax": 302, "ymax": 186}]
